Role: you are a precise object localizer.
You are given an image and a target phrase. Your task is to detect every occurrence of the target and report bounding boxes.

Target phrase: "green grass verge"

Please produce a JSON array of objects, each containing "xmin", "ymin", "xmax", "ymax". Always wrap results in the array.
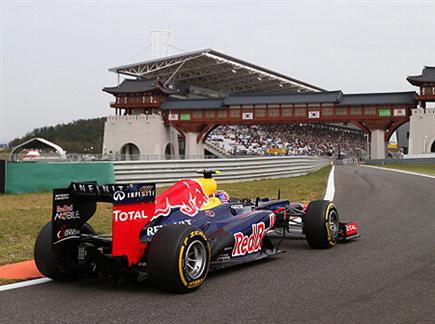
[
  {"xmin": 373, "ymin": 164, "xmax": 435, "ymax": 176},
  {"xmin": 0, "ymin": 165, "xmax": 330, "ymax": 266},
  {"xmin": 0, "ymin": 278, "xmax": 21, "ymax": 285}
]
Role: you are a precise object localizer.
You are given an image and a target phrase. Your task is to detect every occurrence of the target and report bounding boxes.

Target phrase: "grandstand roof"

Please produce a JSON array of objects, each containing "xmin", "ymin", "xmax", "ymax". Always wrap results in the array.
[
  {"xmin": 160, "ymin": 91, "xmax": 416, "ymax": 110},
  {"xmin": 108, "ymin": 49, "xmax": 323, "ymax": 95},
  {"xmin": 407, "ymin": 66, "xmax": 435, "ymax": 86}
]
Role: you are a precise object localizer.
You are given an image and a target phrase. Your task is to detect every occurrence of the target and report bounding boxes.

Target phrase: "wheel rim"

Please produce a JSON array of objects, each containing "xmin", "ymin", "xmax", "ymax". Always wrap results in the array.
[
  {"xmin": 184, "ymin": 240, "xmax": 207, "ymax": 280},
  {"xmin": 328, "ymin": 210, "xmax": 339, "ymax": 240}
]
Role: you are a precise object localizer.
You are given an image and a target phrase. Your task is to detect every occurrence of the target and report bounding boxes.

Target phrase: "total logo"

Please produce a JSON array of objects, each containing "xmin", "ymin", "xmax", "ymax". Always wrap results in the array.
[
  {"xmin": 232, "ymin": 214, "xmax": 275, "ymax": 257},
  {"xmin": 113, "ymin": 209, "xmax": 150, "ymax": 222}
]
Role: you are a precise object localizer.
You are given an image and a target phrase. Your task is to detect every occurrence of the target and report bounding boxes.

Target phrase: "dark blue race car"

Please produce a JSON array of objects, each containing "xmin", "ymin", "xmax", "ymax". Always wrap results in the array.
[{"xmin": 34, "ymin": 170, "xmax": 359, "ymax": 293}]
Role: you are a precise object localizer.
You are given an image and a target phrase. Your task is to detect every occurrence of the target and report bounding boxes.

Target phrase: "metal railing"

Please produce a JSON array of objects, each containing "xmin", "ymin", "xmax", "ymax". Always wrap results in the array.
[{"xmin": 113, "ymin": 156, "xmax": 329, "ymax": 186}]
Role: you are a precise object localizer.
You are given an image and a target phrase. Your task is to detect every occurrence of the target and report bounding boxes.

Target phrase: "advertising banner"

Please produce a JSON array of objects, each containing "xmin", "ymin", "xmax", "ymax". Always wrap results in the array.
[
  {"xmin": 180, "ymin": 113, "xmax": 191, "ymax": 121},
  {"xmin": 379, "ymin": 108, "xmax": 391, "ymax": 117},
  {"xmin": 168, "ymin": 113, "xmax": 179, "ymax": 121},
  {"xmin": 393, "ymin": 108, "xmax": 406, "ymax": 116},
  {"xmin": 0, "ymin": 160, "xmax": 5, "ymax": 194}
]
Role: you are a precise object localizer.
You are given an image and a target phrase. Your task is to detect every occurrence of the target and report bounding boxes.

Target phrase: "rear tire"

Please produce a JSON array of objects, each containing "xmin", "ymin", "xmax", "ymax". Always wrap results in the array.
[
  {"xmin": 147, "ymin": 224, "xmax": 210, "ymax": 293},
  {"xmin": 34, "ymin": 222, "xmax": 95, "ymax": 281},
  {"xmin": 304, "ymin": 200, "xmax": 339, "ymax": 249}
]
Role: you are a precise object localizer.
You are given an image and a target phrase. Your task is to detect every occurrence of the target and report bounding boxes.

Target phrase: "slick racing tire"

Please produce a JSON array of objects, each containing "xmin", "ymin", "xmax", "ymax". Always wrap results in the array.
[
  {"xmin": 304, "ymin": 200, "xmax": 339, "ymax": 249},
  {"xmin": 147, "ymin": 224, "xmax": 211, "ymax": 293},
  {"xmin": 34, "ymin": 222, "xmax": 96, "ymax": 281}
]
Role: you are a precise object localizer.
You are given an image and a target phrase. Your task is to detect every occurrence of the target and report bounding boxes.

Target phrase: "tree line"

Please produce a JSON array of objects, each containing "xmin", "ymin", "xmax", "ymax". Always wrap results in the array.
[{"xmin": 9, "ymin": 118, "xmax": 105, "ymax": 154}]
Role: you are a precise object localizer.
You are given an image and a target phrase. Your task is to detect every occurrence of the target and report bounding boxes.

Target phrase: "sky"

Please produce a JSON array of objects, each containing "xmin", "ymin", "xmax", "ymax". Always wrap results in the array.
[{"xmin": 1, "ymin": 0, "xmax": 434, "ymax": 143}]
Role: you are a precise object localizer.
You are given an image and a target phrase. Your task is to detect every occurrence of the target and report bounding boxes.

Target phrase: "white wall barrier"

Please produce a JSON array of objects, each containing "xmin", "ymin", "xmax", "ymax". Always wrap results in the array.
[{"xmin": 114, "ymin": 156, "xmax": 329, "ymax": 186}]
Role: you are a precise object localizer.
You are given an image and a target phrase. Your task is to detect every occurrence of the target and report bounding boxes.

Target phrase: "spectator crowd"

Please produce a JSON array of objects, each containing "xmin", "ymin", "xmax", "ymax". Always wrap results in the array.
[{"xmin": 206, "ymin": 124, "xmax": 367, "ymax": 159}]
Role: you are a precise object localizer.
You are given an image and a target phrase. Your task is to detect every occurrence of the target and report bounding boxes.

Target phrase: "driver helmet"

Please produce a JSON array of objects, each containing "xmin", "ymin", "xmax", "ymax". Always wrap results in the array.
[{"xmin": 214, "ymin": 190, "xmax": 230, "ymax": 203}]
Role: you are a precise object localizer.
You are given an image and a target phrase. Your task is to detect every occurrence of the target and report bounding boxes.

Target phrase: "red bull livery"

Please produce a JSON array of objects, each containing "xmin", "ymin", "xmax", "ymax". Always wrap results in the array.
[{"xmin": 34, "ymin": 170, "xmax": 359, "ymax": 293}]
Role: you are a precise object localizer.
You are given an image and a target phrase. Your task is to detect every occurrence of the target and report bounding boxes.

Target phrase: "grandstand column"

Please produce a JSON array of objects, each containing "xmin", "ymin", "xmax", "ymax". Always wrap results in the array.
[
  {"xmin": 370, "ymin": 129, "xmax": 387, "ymax": 159},
  {"xmin": 185, "ymin": 132, "xmax": 204, "ymax": 158}
]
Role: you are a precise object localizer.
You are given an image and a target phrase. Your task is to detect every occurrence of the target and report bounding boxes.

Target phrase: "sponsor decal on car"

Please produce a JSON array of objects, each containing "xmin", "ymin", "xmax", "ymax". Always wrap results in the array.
[
  {"xmin": 205, "ymin": 210, "xmax": 215, "ymax": 217},
  {"xmin": 112, "ymin": 201, "xmax": 155, "ymax": 266},
  {"xmin": 345, "ymin": 222, "xmax": 358, "ymax": 236},
  {"xmin": 113, "ymin": 209, "xmax": 149, "ymax": 222},
  {"xmin": 146, "ymin": 219, "xmax": 193, "ymax": 236},
  {"xmin": 54, "ymin": 204, "xmax": 80, "ymax": 221},
  {"xmin": 56, "ymin": 225, "xmax": 80, "ymax": 241},
  {"xmin": 231, "ymin": 215, "xmax": 275, "ymax": 257},
  {"xmin": 153, "ymin": 180, "xmax": 209, "ymax": 220},
  {"xmin": 54, "ymin": 193, "xmax": 70, "ymax": 201},
  {"xmin": 68, "ymin": 183, "xmax": 155, "ymax": 204}
]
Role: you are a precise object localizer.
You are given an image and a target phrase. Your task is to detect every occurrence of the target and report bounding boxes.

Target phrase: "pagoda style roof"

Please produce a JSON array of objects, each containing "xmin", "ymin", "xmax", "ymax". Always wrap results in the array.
[
  {"xmin": 337, "ymin": 91, "xmax": 416, "ymax": 106},
  {"xmin": 107, "ymin": 49, "xmax": 323, "ymax": 95},
  {"xmin": 103, "ymin": 79, "xmax": 179, "ymax": 95},
  {"xmin": 160, "ymin": 91, "xmax": 416, "ymax": 110},
  {"xmin": 161, "ymin": 98, "xmax": 225, "ymax": 110},
  {"xmin": 224, "ymin": 91, "xmax": 343, "ymax": 106},
  {"xmin": 407, "ymin": 66, "xmax": 435, "ymax": 86},
  {"xmin": 103, "ymin": 79, "xmax": 158, "ymax": 94}
]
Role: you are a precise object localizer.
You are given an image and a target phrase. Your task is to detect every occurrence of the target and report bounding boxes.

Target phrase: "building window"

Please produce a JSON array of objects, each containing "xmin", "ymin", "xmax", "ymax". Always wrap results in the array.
[
  {"xmin": 130, "ymin": 96, "xmax": 140, "ymax": 103},
  {"xmin": 294, "ymin": 108, "xmax": 306, "ymax": 117},
  {"xmin": 217, "ymin": 110, "xmax": 228, "ymax": 118},
  {"xmin": 204, "ymin": 110, "xmax": 215, "ymax": 119},
  {"xmin": 335, "ymin": 107, "xmax": 348, "ymax": 116},
  {"xmin": 282, "ymin": 108, "xmax": 293, "ymax": 117},
  {"xmin": 350, "ymin": 107, "xmax": 363, "ymax": 115},
  {"xmin": 230, "ymin": 109, "xmax": 240, "ymax": 118},
  {"xmin": 364, "ymin": 107, "xmax": 376, "ymax": 115},
  {"xmin": 268, "ymin": 108, "xmax": 280, "ymax": 117},
  {"xmin": 192, "ymin": 111, "xmax": 202, "ymax": 119},
  {"xmin": 322, "ymin": 107, "xmax": 333, "ymax": 116},
  {"xmin": 255, "ymin": 108, "xmax": 266, "ymax": 118}
]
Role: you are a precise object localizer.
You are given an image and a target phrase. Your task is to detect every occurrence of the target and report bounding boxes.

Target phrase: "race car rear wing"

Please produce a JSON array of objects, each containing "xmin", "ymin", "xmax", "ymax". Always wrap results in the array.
[{"xmin": 52, "ymin": 182, "xmax": 156, "ymax": 264}]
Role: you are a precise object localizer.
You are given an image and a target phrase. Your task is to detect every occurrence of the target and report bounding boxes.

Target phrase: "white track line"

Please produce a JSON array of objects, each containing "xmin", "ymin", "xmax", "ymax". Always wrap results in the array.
[
  {"xmin": 0, "ymin": 278, "xmax": 52, "ymax": 292},
  {"xmin": 324, "ymin": 165, "xmax": 335, "ymax": 201},
  {"xmin": 361, "ymin": 165, "xmax": 435, "ymax": 180}
]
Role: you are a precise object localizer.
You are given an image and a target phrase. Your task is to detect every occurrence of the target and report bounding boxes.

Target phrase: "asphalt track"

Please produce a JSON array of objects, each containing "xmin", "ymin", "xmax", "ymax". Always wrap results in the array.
[{"xmin": 1, "ymin": 165, "xmax": 435, "ymax": 323}]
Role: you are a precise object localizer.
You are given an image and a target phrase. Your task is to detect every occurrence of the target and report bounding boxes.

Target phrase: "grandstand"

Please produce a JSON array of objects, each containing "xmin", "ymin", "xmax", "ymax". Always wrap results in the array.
[{"xmin": 206, "ymin": 124, "xmax": 367, "ymax": 159}]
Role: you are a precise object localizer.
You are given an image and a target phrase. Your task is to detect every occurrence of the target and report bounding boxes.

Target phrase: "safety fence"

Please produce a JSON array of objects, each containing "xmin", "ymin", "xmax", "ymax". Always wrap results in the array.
[
  {"xmin": 1, "ymin": 161, "xmax": 115, "ymax": 194},
  {"xmin": 113, "ymin": 156, "xmax": 329, "ymax": 186},
  {"xmin": 0, "ymin": 156, "xmax": 328, "ymax": 193}
]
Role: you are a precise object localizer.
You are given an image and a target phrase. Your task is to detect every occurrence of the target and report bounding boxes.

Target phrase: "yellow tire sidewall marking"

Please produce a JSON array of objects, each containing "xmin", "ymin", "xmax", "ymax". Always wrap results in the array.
[
  {"xmin": 178, "ymin": 231, "xmax": 209, "ymax": 289},
  {"xmin": 178, "ymin": 238, "xmax": 188, "ymax": 287},
  {"xmin": 325, "ymin": 203, "xmax": 336, "ymax": 246}
]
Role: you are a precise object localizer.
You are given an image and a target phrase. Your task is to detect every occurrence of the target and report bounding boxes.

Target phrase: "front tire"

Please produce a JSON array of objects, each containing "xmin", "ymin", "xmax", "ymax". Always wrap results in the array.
[
  {"xmin": 147, "ymin": 224, "xmax": 210, "ymax": 293},
  {"xmin": 304, "ymin": 200, "xmax": 339, "ymax": 249}
]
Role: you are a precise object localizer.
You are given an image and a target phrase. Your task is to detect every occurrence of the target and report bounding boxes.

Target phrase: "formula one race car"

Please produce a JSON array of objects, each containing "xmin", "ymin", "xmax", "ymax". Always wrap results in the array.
[{"xmin": 34, "ymin": 170, "xmax": 359, "ymax": 293}]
